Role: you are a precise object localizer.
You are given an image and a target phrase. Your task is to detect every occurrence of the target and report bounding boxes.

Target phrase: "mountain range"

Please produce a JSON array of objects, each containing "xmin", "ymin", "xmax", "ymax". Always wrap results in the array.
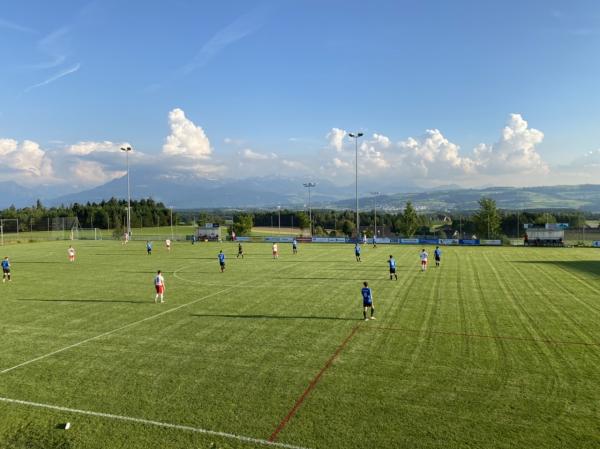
[{"xmin": 3, "ymin": 176, "xmax": 600, "ymax": 212}]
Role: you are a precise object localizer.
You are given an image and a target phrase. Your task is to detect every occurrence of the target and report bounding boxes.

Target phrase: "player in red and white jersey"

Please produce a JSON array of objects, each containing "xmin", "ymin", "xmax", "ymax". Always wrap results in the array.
[
  {"xmin": 67, "ymin": 246, "xmax": 76, "ymax": 262},
  {"xmin": 154, "ymin": 270, "xmax": 165, "ymax": 303},
  {"xmin": 420, "ymin": 249, "xmax": 428, "ymax": 271}
]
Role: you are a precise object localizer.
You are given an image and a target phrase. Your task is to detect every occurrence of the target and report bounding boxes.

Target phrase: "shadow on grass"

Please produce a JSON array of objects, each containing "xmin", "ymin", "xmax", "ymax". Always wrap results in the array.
[
  {"xmin": 17, "ymin": 298, "xmax": 149, "ymax": 304},
  {"xmin": 191, "ymin": 313, "xmax": 358, "ymax": 321},
  {"xmin": 514, "ymin": 260, "xmax": 600, "ymax": 277}
]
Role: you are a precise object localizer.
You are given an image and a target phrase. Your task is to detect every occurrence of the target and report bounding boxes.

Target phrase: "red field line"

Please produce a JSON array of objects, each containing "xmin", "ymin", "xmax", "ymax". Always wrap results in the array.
[
  {"xmin": 363, "ymin": 326, "xmax": 600, "ymax": 347},
  {"xmin": 268, "ymin": 324, "xmax": 361, "ymax": 442}
]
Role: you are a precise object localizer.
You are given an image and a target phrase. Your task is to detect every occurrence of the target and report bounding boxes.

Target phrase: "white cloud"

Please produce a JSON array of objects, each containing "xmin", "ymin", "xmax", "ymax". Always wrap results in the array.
[
  {"xmin": 241, "ymin": 148, "xmax": 277, "ymax": 160},
  {"xmin": 398, "ymin": 129, "xmax": 475, "ymax": 176},
  {"xmin": 162, "ymin": 108, "xmax": 212, "ymax": 159},
  {"xmin": 327, "ymin": 128, "xmax": 347, "ymax": 152},
  {"xmin": 473, "ymin": 113, "xmax": 547, "ymax": 174},
  {"xmin": 68, "ymin": 160, "xmax": 125, "ymax": 186},
  {"xmin": 0, "ymin": 138, "xmax": 53, "ymax": 181},
  {"xmin": 67, "ymin": 141, "xmax": 130, "ymax": 155}
]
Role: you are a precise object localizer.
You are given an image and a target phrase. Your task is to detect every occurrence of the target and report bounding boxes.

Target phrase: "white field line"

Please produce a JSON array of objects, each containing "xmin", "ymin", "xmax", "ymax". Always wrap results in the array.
[
  {"xmin": 0, "ymin": 265, "xmax": 247, "ymax": 375},
  {"xmin": 0, "ymin": 396, "xmax": 312, "ymax": 449}
]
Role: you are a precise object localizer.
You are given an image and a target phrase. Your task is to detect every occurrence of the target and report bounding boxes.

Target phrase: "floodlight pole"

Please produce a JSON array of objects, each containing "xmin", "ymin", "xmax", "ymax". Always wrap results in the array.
[
  {"xmin": 170, "ymin": 206, "xmax": 174, "ymax": 240},
  {"xmin": 120, "ymin": 146, "xmax": 133, "ymax": 237},
  {"xmin": 278, "ymin": 205, "xmax": 281, "ymax": 234},
  {"xmin": 349, "ymin": 132, "xmax": 363, "ymax": 240},
  {"xmin": 303, "ymin": 182, "xmax": 316, "ymax": 236},
  {"xmin": 371, "ymin": 192, "xmax": 380, "ymax": 239}
]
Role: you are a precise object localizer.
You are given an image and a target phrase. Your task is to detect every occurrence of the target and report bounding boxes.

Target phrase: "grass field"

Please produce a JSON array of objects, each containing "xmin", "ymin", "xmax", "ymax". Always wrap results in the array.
[{"xmin": 0, "ymin": 241, "xmax": 599, "ymax": 449}]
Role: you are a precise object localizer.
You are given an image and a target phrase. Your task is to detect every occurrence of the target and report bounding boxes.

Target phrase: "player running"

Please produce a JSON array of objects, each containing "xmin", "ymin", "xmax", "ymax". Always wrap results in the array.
[
  {"xmin": 388, "ymin": 255, "xmax": 398, "ymax": 280},
  {"xmin": 355, "ymin": 243, "xmax": 361, "ymax": 262},
  {"xmin": 292, "ymin": 238, "xmax": 298, "ymax": 255},
  {"xmin": 434, "ymin": 246, "xmax": 441, "ymax": 267},
  {"xmin": 154, "ymin": 270, "xmax": 165, "ymax": 303},
  {"xmin": 272, "ymin": 243, "xmax": 279, "ymax": 259},
  {"xmin": 361, "ymin": 281, "xmax": 375, "ymax": 321},
  {"xmin": 218, "ymin": 250, "xmax": 226, "ymax": 272},
  {"xmin": 165, "ymin": 239, "xmax": 172, "ymax": 252},
  {"xmin": 146, "ymin": 241, "xmax": 153, "ymax": 255},
  {"xmin": 2, "ymin": 256, "xmax": 11, "ymax": 282},
  {"xmin": 67, "ymin": 246, "xmax": 76, "ymax": 262},
  {"xmin": 420, "ymin": 248, "xmax": 428, "ymax": 271},
  {"xmin": 237, "ymin": 243, "xmax": 244, "ymax": 258}
]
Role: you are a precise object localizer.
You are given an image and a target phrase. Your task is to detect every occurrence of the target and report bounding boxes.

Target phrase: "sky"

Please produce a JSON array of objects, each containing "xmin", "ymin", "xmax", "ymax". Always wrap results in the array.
[{"xmin": 1, "ymin": 0, "xmax": 600, "ymax": 194}]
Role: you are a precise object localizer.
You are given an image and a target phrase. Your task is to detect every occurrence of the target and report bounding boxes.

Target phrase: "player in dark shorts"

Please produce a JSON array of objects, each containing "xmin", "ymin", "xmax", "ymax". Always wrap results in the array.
[
  {"xmin": 388, "ymin": 255, "xmax": 398, "ymax": 280},
  {"xmin": 434, "ymin": 246, "xmax": 441, "ymax": 267},
  {"xmin": 218, "ymin": 250, "xmax": 226, "ymax": 272},
  {"xmin": 361, "ymin": 281, "xmax": 375, "ymax": 320},
  {"xmin": 355, "ymin": 243, "xmax": 361, "ymax": 262},
  {"xmin": 292, "ymin": 239, "xmax": 298, "ymax": 255},
  {"xmin": 2, "ymin": 256, "xmax": 11, "ymax": 282},
  {"xmin": 237, "ymin": 243, "xmax": 244, "ymax": 258}
]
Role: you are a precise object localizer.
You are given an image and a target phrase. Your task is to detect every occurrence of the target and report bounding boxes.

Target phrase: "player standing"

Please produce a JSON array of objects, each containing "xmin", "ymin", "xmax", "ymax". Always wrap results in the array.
[
  {"xmin": 154, "ymin": 270, "xmax": 165, "ymax": 303},
  {"xmin": 146, "ymin": 241, "xmax": 153, "ymax": 255},
  {"xmin": 237, "ymin": 243, "xmax": 244, "ymax": 258},
  {"xmin": 388, "ymin": 255, "xmax": 398, "ymax": 280},
  {"xmin": 355, "ymin": 243, "xmax": 361, "ymax": 262},
  {"xmin": 165, "ymin": 239, "xmax": 172, "ymax": 252},
  {"xmin": 361, "ymin": 281, "xmax": 375, "ymax": 321},
  {"xmin": 218, "ymin": 250, "xmax": 226, "ymax": 272},
  {"xmin": 420, "ymin": 248, "xmax": 428, "ymax": 271},
  {"xmin": 272, "ymin": 243, "xmax": 279, "ymax": 259},
  {"xmin": 67, "ymin": 246, "xmax": 76, "ymax": 262},
  {"xmin": 2, "ymin": 256, "xmax": 11, "ymax": 282},
  {"xmin": 434, "ymin": 246, "xmax": 441, "ymax": 267},
  {"xmin": 292, "ymin": 238, "xmax": 298, "ymax": 255}
]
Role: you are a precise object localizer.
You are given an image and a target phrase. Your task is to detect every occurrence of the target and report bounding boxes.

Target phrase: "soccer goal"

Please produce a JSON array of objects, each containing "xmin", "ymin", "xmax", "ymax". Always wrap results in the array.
[
  {"xmin": 74, "ymin": 227, "xmax": 103, "ymax": 240},
  {"xmin": 0, "ymin": 218, "xmax": 19, "ymax": 245}
]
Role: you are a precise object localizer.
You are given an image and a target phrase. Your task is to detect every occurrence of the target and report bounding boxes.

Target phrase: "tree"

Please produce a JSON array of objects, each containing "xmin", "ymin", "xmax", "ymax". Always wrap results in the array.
[
  {"xmin": 295, "ymin": 212, "xmax": 310, "ymax": 230},
  {"xmin": 341, "ymin": 219, "xmax": 355, "ymax": 237},
  {"xmin": 400, "ymin": 201, "xmax": 419, "ymax": 237},
  {"xmin": 233, "ymin": 214, "xmax": 253, "ymax": 236},
  {"xmin": 473, "ymin": 197, "xmax": 501, "ymax": 238}
]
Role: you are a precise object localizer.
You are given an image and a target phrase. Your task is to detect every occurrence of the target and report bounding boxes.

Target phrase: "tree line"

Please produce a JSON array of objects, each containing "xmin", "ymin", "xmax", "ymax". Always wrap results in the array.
[{"xmin": 0, "ymin": 198, "xmax": 175, "ymax": 232}]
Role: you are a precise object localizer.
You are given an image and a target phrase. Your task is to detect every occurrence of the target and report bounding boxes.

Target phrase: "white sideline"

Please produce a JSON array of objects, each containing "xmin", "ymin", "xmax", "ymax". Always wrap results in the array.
[
  {"xmin": 0, "ymin": 396, "xmax": 312, "ymax": 449},
  {"xmin": 0, "ymin": 266, "xmax": 246, "ymax": 375}
]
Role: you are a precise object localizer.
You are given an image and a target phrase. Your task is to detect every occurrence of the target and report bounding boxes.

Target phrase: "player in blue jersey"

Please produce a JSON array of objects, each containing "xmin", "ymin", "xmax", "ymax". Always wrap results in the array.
[
  {"xmin": 218, "ymin": 250, "xmax": 226, "ymax": 272},
  {"xmin": 388, "ymin": 255, "xmax": 398, "ymax": 280},
  {"xmin": 2, "ymin": 256, "xmax": 11, "ymax": 283},
  {"xmin": 434, "ymin": 246, "xmax": 441, "ymax": 267},
  {"xmin": 361, "ymin": 281, "xmax": 375, "ymax": 320},
  {"xmin": 146, "ymin": 241, "xmax": 153, "ymax": 255},
  {"xmin": 355, "ymin": 243, "xmax": 361, "ymax": 262}
]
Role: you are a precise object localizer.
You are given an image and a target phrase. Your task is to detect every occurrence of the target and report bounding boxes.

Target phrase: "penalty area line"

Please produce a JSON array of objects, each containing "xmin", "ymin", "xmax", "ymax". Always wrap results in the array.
[
  {"xmin": 0, "ymin": 396, "xmax": 312, "ymax": 449},
  {"xmin": 0, "ymin": 267, "xmax": 248, "ymax": 375}
]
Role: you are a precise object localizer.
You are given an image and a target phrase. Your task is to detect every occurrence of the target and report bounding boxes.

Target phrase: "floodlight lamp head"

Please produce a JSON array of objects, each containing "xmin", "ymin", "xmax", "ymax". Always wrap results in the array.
[{"xmin": 357, "ymin": 132, "xmax": 363, "ymax": 137}]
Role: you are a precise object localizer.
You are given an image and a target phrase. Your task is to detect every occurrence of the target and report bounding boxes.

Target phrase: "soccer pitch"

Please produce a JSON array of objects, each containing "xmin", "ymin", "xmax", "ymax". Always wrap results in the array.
[{"xmin": 0, "ymin": 241, "xmax": 599, "ymax": 449}]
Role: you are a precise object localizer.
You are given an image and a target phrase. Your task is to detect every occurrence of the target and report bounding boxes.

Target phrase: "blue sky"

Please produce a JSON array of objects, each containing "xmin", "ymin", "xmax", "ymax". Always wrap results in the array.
[{"xmin": 1, "ymin": 0, "xmax": 600, "ymax": 192}]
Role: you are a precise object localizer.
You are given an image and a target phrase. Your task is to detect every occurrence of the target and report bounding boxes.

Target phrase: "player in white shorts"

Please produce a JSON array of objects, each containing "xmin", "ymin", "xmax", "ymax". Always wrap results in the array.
[
  {"xmin": 420, "ymin": 248, "xmax": 428, "ymax": 271},
  {"xmin": 67, "ymin": 245, "xmax": 76, "ymax": 262},
  {"xmin": 165, "ymin": 239, "xmax": 171, "ymax": 251},
  {"xmin": 154, "ymin": 270, "xmax": 165, "ymax": 303}
]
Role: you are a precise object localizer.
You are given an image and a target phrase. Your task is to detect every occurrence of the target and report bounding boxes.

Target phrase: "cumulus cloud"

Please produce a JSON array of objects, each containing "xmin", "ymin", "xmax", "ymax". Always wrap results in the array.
[
  {"xmin": 0, "ymin": 138, "xmax": 54, "ymax": 182},
  {"xmin": 67, "ymin": 140, "xmax": 130, "ymax": 155},
  {"xmin": 162, "ymin": 108, "xmax": 212, "ymax": 159},
  {"xmin": 68, "ymin": 160, "xmax": 125, "ymax": 186},
  {"xmin": 398, "ymin": 129, "xmax": 475, "ymax": 176},
  {"xmin": 327, "ymin": 128, "xmax": 347, "ymax": 152},
  {"xmin": 472, "ymin": 113, "xmax": 547, "ymax": 174}
]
